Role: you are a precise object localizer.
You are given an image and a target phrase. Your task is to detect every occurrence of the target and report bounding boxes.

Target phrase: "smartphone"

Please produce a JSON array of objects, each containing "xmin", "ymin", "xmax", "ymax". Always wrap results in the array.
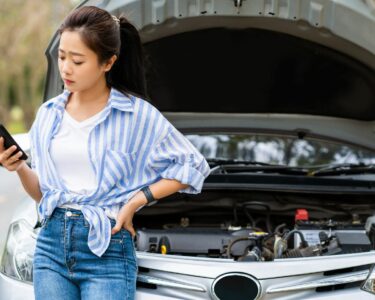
[{"xmin": 0, "ymin": 124, "xmax": 28, "ymax": 160}]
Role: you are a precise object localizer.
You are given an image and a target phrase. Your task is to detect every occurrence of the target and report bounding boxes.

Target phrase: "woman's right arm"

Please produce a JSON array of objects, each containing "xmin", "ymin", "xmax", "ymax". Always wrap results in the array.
[{"xmin": 0, "ymin": 137, "xmax": 42, "ymax": 202}]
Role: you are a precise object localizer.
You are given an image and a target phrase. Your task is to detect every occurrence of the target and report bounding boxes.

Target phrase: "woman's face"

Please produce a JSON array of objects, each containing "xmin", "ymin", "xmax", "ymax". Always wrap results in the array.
[{"xmin": 58, "ymin": 30, "xmax": 115, "ymax": 93}]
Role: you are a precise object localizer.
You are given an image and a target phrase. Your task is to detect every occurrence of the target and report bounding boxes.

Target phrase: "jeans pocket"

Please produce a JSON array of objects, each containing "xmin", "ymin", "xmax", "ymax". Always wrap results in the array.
[
  {"xmin": 108, "ymin": 218, "xmax": 137, "ymax": 262},
  {"xmin": 109, "ymin": 218, "xmax": 124, "ymax": 244},
  {"xmin": 103, "ymin": 239, "xmax": 125, "ymax": 260},
  {"xmin": 122, "ymin": 230, "xmax": 137, "ymax": 263}
]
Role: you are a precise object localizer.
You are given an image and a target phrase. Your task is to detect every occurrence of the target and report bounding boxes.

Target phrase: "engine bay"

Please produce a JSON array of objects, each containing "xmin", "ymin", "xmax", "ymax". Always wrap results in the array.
[{"xmin": 133, "ymin": 191, "xmax": 375, "ymax": 261}]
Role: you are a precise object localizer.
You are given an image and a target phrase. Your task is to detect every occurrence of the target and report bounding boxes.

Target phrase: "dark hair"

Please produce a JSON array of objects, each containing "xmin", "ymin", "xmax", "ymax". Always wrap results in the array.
[{"xmin": 58, "ymin": 5, "xmax": 149, "ymax": 100}]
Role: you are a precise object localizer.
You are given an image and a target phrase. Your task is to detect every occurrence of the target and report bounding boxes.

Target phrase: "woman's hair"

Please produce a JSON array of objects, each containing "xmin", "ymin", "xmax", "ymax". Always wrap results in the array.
[{"xmin": 58, "ymin": 5, "xmax": 149, "ymax": 100}]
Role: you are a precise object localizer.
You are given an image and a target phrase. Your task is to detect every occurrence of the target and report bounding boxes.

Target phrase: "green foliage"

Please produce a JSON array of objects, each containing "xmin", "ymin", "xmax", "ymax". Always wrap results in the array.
[
  {"xmin": 8, "ymin": 120, "xmax": 26, "ymax": 134},
  {"xmin": 0, "ymin": 0, "xmax": 76, "ymax": 131}
]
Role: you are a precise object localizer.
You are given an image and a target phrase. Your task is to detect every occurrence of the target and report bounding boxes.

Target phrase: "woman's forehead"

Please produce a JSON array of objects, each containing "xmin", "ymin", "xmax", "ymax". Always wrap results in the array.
[{"xmin": 59, "ymin": 31, "xmax": 92, "ymax": 57}]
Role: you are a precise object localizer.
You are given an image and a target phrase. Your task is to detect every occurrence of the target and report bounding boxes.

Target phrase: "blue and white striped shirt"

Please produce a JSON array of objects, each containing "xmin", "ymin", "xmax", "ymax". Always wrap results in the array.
[{"xmin": 29, "ymin": 87, "xmax": 211, "ymax": 257}]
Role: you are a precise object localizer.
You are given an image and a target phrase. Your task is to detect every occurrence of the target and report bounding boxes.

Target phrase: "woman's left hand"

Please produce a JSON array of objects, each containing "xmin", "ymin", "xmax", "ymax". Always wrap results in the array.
[
  {"xmin": 111, "ymin": 192, "xmax": 148, "ymax": 237},
  {"xmin": 111, "ymin": 202, "xmax": 136, "ymax": 237}
]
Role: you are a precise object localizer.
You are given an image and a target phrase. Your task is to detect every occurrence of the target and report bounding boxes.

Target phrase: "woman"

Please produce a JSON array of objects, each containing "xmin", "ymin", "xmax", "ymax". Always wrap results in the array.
[{"xmin": 0, "ymin": 5, "xmax": 210, "ymax": 300}]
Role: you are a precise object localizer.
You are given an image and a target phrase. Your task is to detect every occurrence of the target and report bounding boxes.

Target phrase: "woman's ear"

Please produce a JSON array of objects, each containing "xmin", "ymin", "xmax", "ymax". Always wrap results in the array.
[{"xmin": 104, "ymin": 55, "xmax": 117, "ymax": 72}]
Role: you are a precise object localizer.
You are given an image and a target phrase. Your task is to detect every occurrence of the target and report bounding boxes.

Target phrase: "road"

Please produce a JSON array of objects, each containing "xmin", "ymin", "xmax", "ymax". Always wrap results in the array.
[{"xmin": 0, "ymin": 168, "xmax": 28, "ymax": 260}]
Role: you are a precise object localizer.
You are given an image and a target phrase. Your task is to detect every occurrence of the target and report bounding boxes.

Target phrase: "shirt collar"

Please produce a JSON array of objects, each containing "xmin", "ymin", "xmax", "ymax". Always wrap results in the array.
[{"xmin": 48, "ymin": 87, "xmax": 134, "ymax": 113}]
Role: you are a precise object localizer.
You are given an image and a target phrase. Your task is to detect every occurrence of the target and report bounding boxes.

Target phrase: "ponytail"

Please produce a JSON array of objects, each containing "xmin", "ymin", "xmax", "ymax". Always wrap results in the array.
[
  {"xmin": 107, "ymin": 17, "xmax": 149, "ymax": 100},
  {"xmin": 58, "ymin": 6, "xmax": 150, "ymax": 101}
]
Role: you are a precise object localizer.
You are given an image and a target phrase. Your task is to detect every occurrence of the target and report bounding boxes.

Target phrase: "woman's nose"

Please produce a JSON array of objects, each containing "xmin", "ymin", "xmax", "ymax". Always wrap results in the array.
[{"xmin": 61, "ymin": 60, "xmax": 72, "ymax": 75}]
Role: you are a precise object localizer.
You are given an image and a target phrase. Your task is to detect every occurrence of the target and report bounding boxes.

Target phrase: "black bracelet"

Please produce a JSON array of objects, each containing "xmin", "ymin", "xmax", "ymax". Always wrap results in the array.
[{"xmin": 141, "ymin": 186, "xmax": 156, "ymax": 206}]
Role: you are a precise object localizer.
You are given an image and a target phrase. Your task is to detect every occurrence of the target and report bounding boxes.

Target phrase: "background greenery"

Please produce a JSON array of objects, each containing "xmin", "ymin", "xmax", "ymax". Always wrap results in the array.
[{"xmin": 0, "ymin": 0, "xmax": 78, "ymax": 133}]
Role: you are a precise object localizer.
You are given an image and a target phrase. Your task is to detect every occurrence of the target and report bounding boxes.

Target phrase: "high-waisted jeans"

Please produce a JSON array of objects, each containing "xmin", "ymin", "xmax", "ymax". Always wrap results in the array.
[{"xmin": 33, "ymin": 207, "xmax": 138, "ymax": 300}]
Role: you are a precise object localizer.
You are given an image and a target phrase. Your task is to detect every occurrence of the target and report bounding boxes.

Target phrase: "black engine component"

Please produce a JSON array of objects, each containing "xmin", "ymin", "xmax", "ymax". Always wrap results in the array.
[
  {"xmin": 136, "ymin": 227, "xmax": 254, "ymax": 257},
  {"xmin": 334, "ymin": 231, "xmax": 372, "ymax": 254},
  {"xmin": 279, "ymin": 230, "xmax": 371, "ymax": 259}
]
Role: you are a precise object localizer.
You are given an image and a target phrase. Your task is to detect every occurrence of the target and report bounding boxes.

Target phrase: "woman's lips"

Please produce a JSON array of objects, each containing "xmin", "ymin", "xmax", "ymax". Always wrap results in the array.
[{"xmin": 64, "ymin": 79, "xmax": 74, "ymax": 85}]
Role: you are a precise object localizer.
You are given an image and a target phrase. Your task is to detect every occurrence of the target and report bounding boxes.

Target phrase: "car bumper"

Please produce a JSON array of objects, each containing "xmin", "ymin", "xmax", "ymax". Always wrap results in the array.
[{"xmin": 1, "ymin": 272, "xmax": 375, "ymax": 300}]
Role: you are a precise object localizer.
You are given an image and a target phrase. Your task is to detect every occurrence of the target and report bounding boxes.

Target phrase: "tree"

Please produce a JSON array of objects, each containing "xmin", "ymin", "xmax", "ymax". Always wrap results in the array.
[{"xmin": 0, "ymin": 0, "xmax": 76, "ymax": 131}]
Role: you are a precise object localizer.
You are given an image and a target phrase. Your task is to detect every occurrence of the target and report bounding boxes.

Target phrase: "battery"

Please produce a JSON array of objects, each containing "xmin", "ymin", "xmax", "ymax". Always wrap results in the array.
[{"xmin": 294, "ymin": 229, "xmax": 371, "ymax": 253}]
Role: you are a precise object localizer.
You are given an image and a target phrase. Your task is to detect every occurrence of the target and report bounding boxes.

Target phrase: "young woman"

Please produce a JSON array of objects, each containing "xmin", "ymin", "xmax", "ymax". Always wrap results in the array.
[{"xmin": 0, "ymin": 5, "xmax": 210, "ymax": 300}]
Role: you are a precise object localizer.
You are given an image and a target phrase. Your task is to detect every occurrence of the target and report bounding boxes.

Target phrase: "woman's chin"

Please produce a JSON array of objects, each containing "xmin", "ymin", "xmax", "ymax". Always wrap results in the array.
[{"xmin": 64, "ymin": 86, "xmax": 78, "ymax": 93}]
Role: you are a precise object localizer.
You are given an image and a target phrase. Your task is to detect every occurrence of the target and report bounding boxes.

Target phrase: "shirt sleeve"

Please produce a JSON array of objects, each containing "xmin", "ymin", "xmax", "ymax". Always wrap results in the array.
[
  {"xmin": 28, "ymin": 110, "xmax": 39, "ymax": 171},
  {"xmin": 28, "ymin": 131, "xmax": 36, "ymax": 171},
  {"xmin": 28, "ymin": 103, "xmax": 46, "ymax": 173},
  {"xmin": 147, "ymin": 125, "xmax": 211, "ymax": 194}
]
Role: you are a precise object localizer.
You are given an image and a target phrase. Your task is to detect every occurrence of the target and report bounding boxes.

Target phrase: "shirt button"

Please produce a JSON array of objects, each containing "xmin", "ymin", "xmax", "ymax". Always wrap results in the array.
[{"xmin": 66, "ymin": 211, "xmax": 72, "ymax": 217}]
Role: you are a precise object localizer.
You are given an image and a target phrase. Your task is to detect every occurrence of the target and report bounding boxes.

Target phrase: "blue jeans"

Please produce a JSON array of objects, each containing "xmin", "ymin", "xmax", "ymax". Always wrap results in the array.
[{"xmin": 33, "ymin": 207, "xmax": 137, "ymax": 300}]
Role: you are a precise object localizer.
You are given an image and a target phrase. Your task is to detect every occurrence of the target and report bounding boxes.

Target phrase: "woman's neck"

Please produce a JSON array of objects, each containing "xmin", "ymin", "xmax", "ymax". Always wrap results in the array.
[{"xmin": 69, "ymin": 80, "xmax": 110, "ymax": 107}]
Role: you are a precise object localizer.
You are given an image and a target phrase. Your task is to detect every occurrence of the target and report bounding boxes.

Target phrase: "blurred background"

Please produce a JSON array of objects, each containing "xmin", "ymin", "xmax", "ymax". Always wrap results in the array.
[
  {"xmin": 0, "ymin": 0, "xmax": 78, "ymax": 259},
  {"xmin": 0, "ymin": 0, "xmax": 78, "ymax": 134}
]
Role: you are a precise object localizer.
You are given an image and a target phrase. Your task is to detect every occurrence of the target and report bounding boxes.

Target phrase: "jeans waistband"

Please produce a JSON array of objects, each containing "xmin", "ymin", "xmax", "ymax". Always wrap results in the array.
[{"xmin": 52, "ymin": 207, "xmax": 85, "ymax": 219}]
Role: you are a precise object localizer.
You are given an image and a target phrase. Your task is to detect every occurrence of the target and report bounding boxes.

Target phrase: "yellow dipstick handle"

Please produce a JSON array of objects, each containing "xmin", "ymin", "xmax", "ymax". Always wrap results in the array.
[{"xmin": 160, "ymin": 245, "xmax": 168, "ymax": 255}]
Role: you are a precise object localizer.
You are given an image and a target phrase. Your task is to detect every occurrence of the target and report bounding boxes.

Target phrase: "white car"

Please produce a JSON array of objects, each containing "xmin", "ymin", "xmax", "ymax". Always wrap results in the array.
[{"xmin": 1, "ymin": 0, "xmax": 375, "ymax": 299}]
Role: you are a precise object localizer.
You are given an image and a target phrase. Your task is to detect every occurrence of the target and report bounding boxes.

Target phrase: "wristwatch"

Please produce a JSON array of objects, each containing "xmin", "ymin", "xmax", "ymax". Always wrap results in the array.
[{"xmin": 140, "ymin": 186, "xmax": 157, "ymax": 206}]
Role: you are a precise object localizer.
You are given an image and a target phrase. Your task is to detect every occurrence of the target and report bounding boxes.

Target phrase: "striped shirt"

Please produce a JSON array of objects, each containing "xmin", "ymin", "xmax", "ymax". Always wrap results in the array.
[{"xmin": 29, "ymin": 87, "xmax": 211, "ymax": 257}]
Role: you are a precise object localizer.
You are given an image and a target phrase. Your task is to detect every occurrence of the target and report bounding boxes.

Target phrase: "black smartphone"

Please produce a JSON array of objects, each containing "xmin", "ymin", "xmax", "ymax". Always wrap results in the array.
[{"xmin": 0, "ymin": 124, "xmax": 28, "ymax": 160}]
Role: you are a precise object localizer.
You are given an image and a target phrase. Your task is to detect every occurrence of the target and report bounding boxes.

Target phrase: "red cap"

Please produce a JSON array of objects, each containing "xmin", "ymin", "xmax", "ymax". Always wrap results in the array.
[{"xmin": 295, "ymin": 209, "xmax": 309, "ymax": 222}]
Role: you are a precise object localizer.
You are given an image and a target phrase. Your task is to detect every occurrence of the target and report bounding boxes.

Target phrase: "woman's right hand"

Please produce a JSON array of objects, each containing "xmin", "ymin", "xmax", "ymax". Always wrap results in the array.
[{"xmin": 0, "ymin": 137, "xmax": 26, "ymax": 172}]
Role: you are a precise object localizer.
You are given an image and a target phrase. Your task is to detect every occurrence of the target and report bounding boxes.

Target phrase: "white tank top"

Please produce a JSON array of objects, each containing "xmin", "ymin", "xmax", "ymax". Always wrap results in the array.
[{"xmin": 50, "ymin": 109, "xmax": 119, "ymax": 219}]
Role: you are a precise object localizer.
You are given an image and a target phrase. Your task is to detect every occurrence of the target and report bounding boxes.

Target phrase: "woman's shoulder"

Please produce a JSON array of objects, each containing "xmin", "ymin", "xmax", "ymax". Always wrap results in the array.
[
  {"xmin": 130, "ymin": 93, "xmax": 167, "ymax": 121},
  {"xmin": 109, "ymin": 88, "xmax": 174, "ymax": 132},
  {"xmin": 129, "ymin": 94, "xmax": 175, "ymax": 138},
  {"xmin": 38, "ymin": 91, "xmax": 67, "ymax": 112},
  {"xmin": 31, "ymin": 91, "xmax": 68, "ymax": 127}
]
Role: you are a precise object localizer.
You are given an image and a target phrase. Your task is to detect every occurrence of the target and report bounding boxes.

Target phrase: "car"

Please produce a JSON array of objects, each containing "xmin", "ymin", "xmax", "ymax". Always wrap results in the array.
[{"xmin": 1, "ymin": 0, "xmax": 375, "ymax": 299}]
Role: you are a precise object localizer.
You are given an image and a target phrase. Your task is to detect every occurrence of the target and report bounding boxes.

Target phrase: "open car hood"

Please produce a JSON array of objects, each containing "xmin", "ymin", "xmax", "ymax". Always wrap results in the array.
[{"xmin": 43, "ymin": 0, "xmax": 375, "ymax": 148}]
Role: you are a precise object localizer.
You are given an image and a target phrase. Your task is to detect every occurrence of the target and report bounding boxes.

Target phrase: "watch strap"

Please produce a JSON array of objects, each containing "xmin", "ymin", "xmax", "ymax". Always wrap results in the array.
[{"xmin": 141, "ymin": 186, "xmax": 156, "ymax": 206}]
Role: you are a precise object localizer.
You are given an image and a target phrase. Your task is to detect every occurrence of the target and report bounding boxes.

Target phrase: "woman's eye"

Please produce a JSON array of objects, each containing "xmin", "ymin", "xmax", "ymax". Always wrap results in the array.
[
  {"xmin": 58, "ymin": 56, "xmax": 65, "ymax": 60},
  {"xmin": 74, "ymin": 62, "xmax": 83, "ymax": 65}
]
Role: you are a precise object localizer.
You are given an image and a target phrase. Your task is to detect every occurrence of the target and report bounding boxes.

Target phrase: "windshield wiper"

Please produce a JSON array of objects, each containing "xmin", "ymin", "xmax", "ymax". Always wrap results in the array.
[
  {"xmin": 206, "ymin": 158, "xmax": 276, "ymax": 166},
  {"xmin": 310, "ymin": 163, "xmax": 375, "ymax": 176},
  {"xmin": 207, "ymin": 158, "xmax": 309, "ymax": 175},
  {"xmin": 207, "ymin": 159, "xmax": 375, "ymax": 177}
]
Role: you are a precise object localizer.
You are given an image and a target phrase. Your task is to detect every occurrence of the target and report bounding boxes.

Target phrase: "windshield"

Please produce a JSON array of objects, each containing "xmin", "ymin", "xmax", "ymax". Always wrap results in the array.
[{"xmin": 185, "ymin": 133, "xmax": 375, "ymax": 167}]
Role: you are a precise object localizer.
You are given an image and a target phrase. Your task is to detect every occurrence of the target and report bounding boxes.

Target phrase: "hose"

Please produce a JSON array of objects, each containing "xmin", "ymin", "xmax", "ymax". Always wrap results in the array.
[
  {"xmin": 283, "ymin": 229, "xmax": 308, "ymax": 247},
  {"xmin": 226, "ymin": 236, "xmax": 258, "ymax": 258}
]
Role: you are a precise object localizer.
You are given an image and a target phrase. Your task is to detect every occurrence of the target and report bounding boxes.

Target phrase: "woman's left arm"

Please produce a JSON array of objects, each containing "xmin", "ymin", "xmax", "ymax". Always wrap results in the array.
[{"xmin": 111, "ymin": 179, "xmax": 189, "ymax": 236}]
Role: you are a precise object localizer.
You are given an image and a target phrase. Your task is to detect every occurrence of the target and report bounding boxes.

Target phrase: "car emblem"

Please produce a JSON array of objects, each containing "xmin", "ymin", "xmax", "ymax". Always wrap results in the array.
[{"xmin": 211, "ymin": 272, "xmax": 261, "ymax": 300}]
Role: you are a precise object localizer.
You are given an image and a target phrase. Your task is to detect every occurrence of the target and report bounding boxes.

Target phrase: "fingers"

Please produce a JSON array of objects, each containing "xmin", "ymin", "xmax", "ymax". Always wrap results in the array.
[
  {"xmin": 111, "ymin": 213, "xmax": 125, "ymax": 235},
  {"xmin": 6, "ymin": 159, "xmax": 24, "ymax": 172},
  {"xmin": 0, "ymin": 148, "xmax": 23, "ymax": 170},
  {"xmin": 128, "ymin": 226, "xmax": 136, "ymax": 238},
  {"xmin": 111, "ymin": 222, "xmax": 122, "ymax": 235},
  {"xmin": 0, "ymin": 145, "xmax": 18, "ymax": 162},
  {"xmin": 0, "ymin": 137, "xmax": 23, "ymax": 171},
  {"xmin": 9, "ymin": 151, "xmax": 23, "ymax": 163},
  {"xmin": 111, "ymin": 220, "xmax": 136, "ymax": 238},
  {"xmin": 112, "ymin": 204, "xmax": 136, "ymax": 236}
]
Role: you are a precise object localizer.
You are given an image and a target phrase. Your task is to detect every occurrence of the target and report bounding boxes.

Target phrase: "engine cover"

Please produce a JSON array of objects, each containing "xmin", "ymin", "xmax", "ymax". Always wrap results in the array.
[{"xmin": 136, "ymin": 227, "xmax": 254, "ymax": 257}]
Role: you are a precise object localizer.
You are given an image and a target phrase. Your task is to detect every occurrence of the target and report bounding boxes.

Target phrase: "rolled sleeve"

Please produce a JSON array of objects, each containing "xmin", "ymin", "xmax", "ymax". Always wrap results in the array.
[{"xmin": 147, "ymin": 126, "xmax": 211, "ymax": 194}]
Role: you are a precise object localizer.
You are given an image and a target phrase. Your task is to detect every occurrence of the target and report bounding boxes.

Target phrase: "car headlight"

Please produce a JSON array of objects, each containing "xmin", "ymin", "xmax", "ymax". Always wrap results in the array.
[
  {"xmin": 0, "ymin": 220, "xmax": 37, "ymax": 284},
  {"xmin": 361, "ymin": 265, "xmax": 375, "ymax": 295}
]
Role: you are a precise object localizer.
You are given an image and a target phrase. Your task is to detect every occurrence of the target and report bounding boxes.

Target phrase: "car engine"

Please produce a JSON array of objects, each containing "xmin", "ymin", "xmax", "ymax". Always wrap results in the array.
[{"xmin": 134, "ymin": 194, "xmax": 375, "ymax": 261}]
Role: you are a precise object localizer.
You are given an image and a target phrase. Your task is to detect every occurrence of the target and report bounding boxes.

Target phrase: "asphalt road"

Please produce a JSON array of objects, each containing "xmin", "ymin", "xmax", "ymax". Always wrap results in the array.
[{"xmin": 0, "ymin": 167, "xmax": 28, "ymax": 260}]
